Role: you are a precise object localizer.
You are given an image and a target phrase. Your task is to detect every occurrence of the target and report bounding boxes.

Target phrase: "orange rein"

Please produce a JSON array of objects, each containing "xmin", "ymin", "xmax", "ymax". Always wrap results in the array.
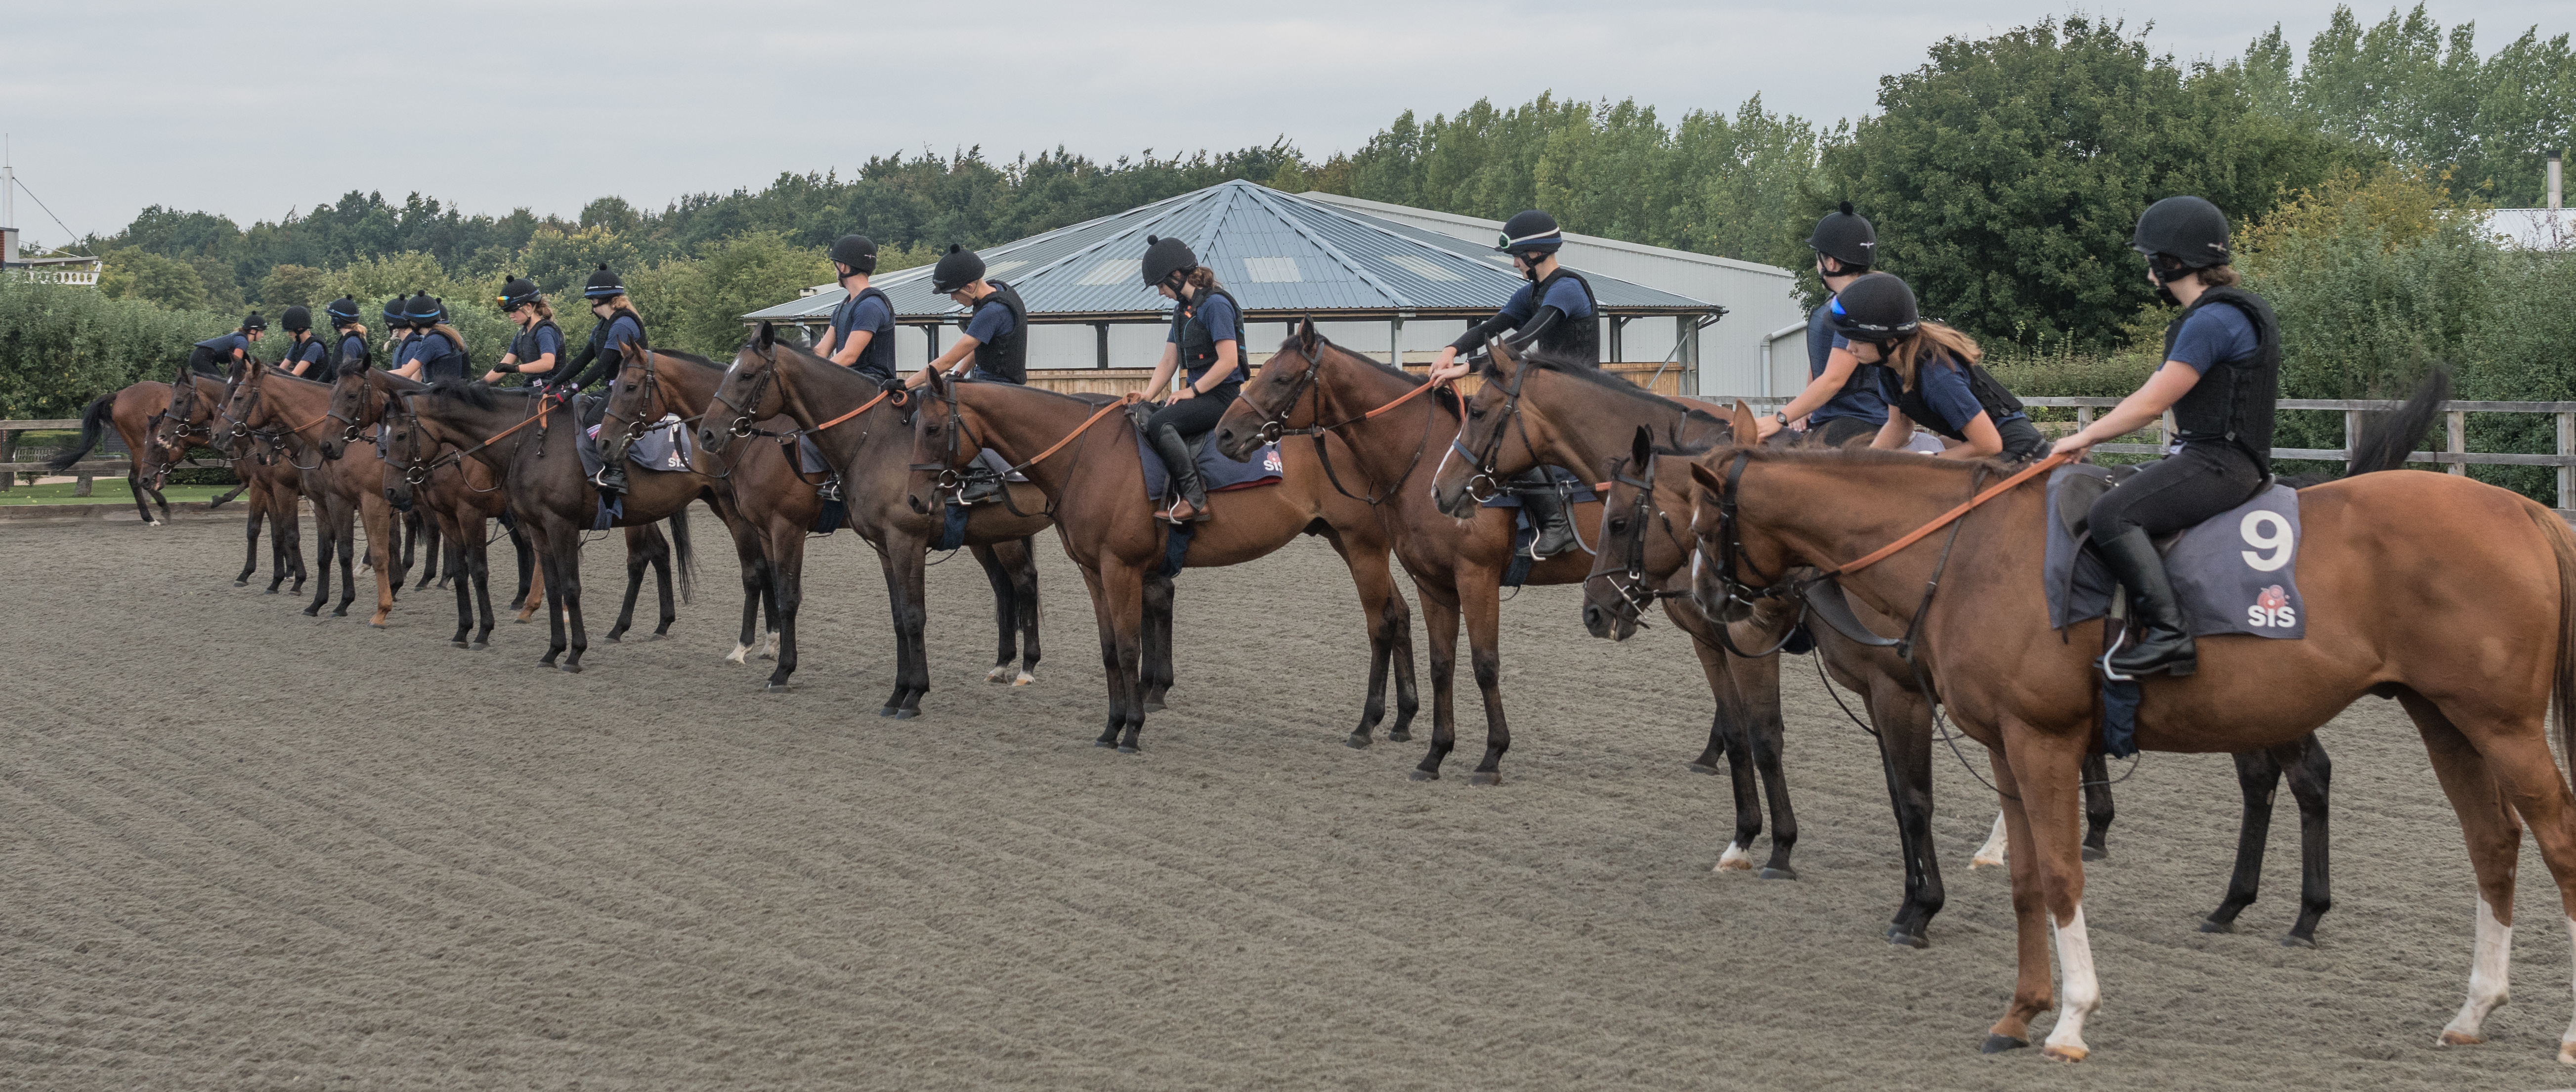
[
  {"xmin": 1822, "ymin": 450, "xmax": 2072, "ymax": 577},
  {"xmin": 812, "ymin": 386, "xmax": 895, "ymax": 432},
  {"xmin": 1006, "ymin": 391, "xmax": 1141, "ymax": 472}
]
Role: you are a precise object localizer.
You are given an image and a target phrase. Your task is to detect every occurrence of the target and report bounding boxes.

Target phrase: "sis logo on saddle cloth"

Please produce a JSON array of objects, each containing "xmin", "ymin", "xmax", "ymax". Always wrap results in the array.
[{"xmin": 2044, "ymin": 469, "xmax": 2307, "ymax": 640}]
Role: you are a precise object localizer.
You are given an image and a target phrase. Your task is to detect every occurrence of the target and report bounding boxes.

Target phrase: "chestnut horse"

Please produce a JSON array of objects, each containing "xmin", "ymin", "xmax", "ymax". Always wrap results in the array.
[
  {"xmin": 215, "ymin": 364, "xmax": 397, "ymax": 621},
  {"xmin": 907, "ymin": 365, "xmax": 1417, "ymax": 753},
  {"xmin": 696, "ymin": 327, "xmax": 1056, "ymax": 710},
  {"xmin": 1683, "ymin": 400, "xmax": 2576, "ymax": 1062},
  {"xmin": 150, "ymin": 369, "xmax": 305, "ymax": 591},
  {"xmin": 47, "ymin": 378, "xmax": 244, "ymax": 526},
  {"xmin": 1213, "ymin": 325, "xmax": 1596, "ymax": 784}
]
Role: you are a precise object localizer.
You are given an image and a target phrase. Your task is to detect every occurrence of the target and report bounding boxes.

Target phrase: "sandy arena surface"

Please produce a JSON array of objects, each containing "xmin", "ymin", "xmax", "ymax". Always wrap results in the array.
[{"xmin": 7, "ymin": 510, "xmax": 2576, "ymax": 1090}]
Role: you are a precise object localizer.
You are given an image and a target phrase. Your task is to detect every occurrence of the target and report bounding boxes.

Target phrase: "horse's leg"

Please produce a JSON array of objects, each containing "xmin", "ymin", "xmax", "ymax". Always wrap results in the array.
[
  {"xmin": 535, "ymin": 532, "xmax": 569, "ymax": 668},
  {"xmin": 277, "ymin": 486, "xmax": 307, "ymax": 594},
  {"xmin": 126, "ymin": 464, "xmax": 157, "ymax": 526},
  {"xmin": 2081, "ymin": 751, "xmax": 2114, "ymax": 861},
  {"xmin": 236, "ymin": 493, "xmax": 263, "ymax": 585},
  {"xmin": 446, "ymin": 525, "xmax": 473, "ymax": 647},
  {"xmin": 1321, "ymin": 529, "xmax": 1399, "ymax": 747},
  {"xmin": 2200, "ymin": 747, "xmax": 2283, "ymax": 935},
  {"xmin": 1693, "ymin": 633, "xmax": 1763, "ymax": 874},
  {"xmin": 972, "ymin": 543, "xmax": 1019, "ymax": 683},
  {"xmin": 362, "ymin": 497, "xmax": 394, "ymax": 624},
  {"xmin": 1858, "ymin": 649, "xmax": 1944, "ymax": 948},
  {"xmin": 467, "ymin": 520, "xmax": 496, "ymax": 649},
  {"xmin": 1981, "ymin": 748, "xmax": 2052, "ymax": 1054},
  {"xmin": 1973, "ymin": 811, "xmax": 2011, "ymax": 869},
  {"xmin": 1998, "ymin": 720, "xmax": 2100, "ymax": 1062},
  {"xmin": 1104, "ymin": 563, "xmax": 1149, "ymax": 752},
  {"xmin": 556, "ymin": 526, "xmax": 590, "ymax": 671},
  {"xmin": 1459, "ymin": 576, "xmax": 1510, "ymax": 786},
  {"xmin": 2280, "ymin": 734, "xmax": 2334, "ymax": 947},
  {"xmin": 606, "ymin": 527, "xmax": 648, "ymax": 642},
  {"xmin": 1076, "ymin": 563, "xmax": 1126, "ymax": 748},
  {"xmin": 728, "ymin": 550, "xmax": 767, "ymax": 664},
  {"xmin": 1381, "ymin": 569, "xmax": 1417, "ymax": 743},
  {"xmin": 877, "ymin": 543, "xmax": 930, "ymax": 717},
  {"xmin": 2401, "ymin": 692, "xmax": 2531, "ymax": 1049},
  {"xmin": 1409, "ymin": 582, "xmax": 1461, "ymax": 782},
  {"xmin": 509, "ymin": 524, "xmax": 535, "ymax": 613},
  {"xmin": 301, "ymin": 498, "xmax": 337, "ymax": 616},
  {"xmin": 1736, "ymin": 643, "xmax": 1797, "ymax": 878},
  {"xmin": 648, "ymin": 523, "xmax": 679, "ymax": 639},
  {"xmin": 426, "ymin": 517, "xmax": 448, "ymax": 590},
  {"xmin": 1140, "ymin": 570, "xmax": 1174, "ymax": 712},
  {"xmin": 758, "ymin": 526, "xmax": 802, "ymax": 691}
]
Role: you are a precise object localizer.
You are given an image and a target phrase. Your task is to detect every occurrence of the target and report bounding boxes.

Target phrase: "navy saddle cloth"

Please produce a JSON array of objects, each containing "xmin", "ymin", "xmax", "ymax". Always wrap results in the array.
[
  {"xmin": 2042, "ymin": 464, "xmax": 2306, "ymax": 640},
  {"xmin": 575, "ymin": 415, "xmax": 694, "ymax": 480},
  {"xmin": 1130, "ymin": 406, "xmax": 1283, "ymax": 502}
]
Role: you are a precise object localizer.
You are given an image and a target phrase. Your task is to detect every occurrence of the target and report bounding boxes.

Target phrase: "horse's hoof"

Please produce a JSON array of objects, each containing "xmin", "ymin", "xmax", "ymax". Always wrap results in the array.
[
  {"xmin": 987, "ymin": 666, "xmax": 1010, "ymax": 684},
  {"xmin": 370, "ymin": 621, "xmax": 387, "ymax": 630},
  {"xmin": 1386, "ymin": 730, "xmax": 1410, "ymax": 743},
  {"xmin": 2438, "ymin": 1029, "xmax": 2485, "ymax": 1047},
  {"xmin": 1980, "ymin": 1034, "xmax": 2028, "ymax": 1054},
  {"xmin": 265, "ymin": 588, "xmax": 279, "ymax": 595},
  {"xmin": 1116, "ymin": 744, "xmax": 1140, "ymax": 755},
  {"xmin": 1094, "ymin": 739, "xmax": 1116, "ymax": 748},
  {"xmin": 1759, "ymin": 866, "xmax": 1798, "ymax": 881},
  {"xmin": 1687, "ymin": 761, "xmax": 1722, "ymax": 776},
  {"xmin": 2082, "ymin": 845, "xmax": 2108, "ymax": 862},
  {"xmin": 763, "ymin": 682, "xmax": 791, "ymax": 693},
  {"xmin": 2279, "ymin": 933, "xmax": 2317, "ymax": 949},
  {"xmin": 515, "ymin": 618, "xmax": 530, "ymax": 625},
  {"xmin": 603, "ymin": 634, "xmax": 622, "ymax": 643},
  {"xmin": 1468, "ymin": 771, "xmax": 1502, "ymax": 787},
  {"xmin": 1406, "ymin": 769, "xmax": 1438, "ymax": 782},
  {"xmin": 1013, "ymin": 672, "xmax": 1034, "ymax": 687},
  {"xmin": 234, "ymin": 579, "xmax": 249, "ymax": 587},
  {"xmin": 558, "ymin": 663, "xmax": 582, "ymax": 674},
  {"xmin": 1144, "ymin": 699, "xmax": 1166, "ymax": 713},
  {"xmin": 2558, "ymin": 1039, "xmax": 2576, "ymax": 1066},
  {"xmin": 331, "ymin": 609, "xmax": 348, "ymax": 618},
  {"xmin": 2041, "ymin": 1043, "xmax": 2087, "ymax": 1063},
  {"xmin": 469, "ymin": 642, "xmax": 488, "ymax": 651},
  {"xmin": 1345, "ymin": 733, "xmax": 1372, "ymax": 749},
  {"xmin": 451, "ymin": 640, "xmax": 468, "ymax": 649},
  {"xmin": 878, "ymin": 706, "xmax": 899, "ymax": 718},
  {"xmin": 1886, "ymin": 926, "xmax": 1929, "ymax": 949},
  {"xmin": 646, "ymin": 633, "xmax": 664, "ymax": 643},
  {"xmin": 894, "ymin": 709, "xmax": 919, "ymax": 720},
  {"xmin": 300, "ymin": 608, "xmax": 319, "ymax": 617},
  {"xmin": 2197, "ymin": 917, "xmax": 2235, "ymax": 934}
]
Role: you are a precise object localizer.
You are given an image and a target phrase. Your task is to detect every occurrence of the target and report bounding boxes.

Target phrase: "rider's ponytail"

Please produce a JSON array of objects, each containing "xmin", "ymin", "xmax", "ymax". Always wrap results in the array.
[{"xmin": 1885, "ymin": 322, "xmax": 1983, "ymax": 392}]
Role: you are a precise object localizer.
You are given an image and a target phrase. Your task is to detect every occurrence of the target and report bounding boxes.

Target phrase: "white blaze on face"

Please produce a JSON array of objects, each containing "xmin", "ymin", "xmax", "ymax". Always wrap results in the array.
[
  {"xmin": 2044, "ymin": 906, "xmax": 2100, "ymax": 1060},
  {"xmin": 2442, "ymin": 898, "xmax": 2514, "ymax": 1045}
]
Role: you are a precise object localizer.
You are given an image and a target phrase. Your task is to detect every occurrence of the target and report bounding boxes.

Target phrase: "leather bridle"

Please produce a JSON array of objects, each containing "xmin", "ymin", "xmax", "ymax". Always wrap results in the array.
[{"xmin": 1236, "ymin": 336, "xmax": 1445, "ymax": 506}]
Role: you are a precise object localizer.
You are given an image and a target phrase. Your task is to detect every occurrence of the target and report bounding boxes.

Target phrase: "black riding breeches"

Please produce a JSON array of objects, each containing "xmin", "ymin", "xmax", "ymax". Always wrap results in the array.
[
  {"xmin": 2086, "ymin": 441, "xmax": 2265, "ymax": 546},
  {"xmin": 1807, "ymin": 415, "xmax": 1881, "ymax": 447},
  {"xmin": 1143, "ymin": 383, "xmax": 1238, "ymax": 442},
  {"xmin": 186, "ymin": 346, "xmax": 227, "ymax": 377},
  {"xmin": 1995, "ymin": 417, "xmax": 2049, "ymax": 463}
]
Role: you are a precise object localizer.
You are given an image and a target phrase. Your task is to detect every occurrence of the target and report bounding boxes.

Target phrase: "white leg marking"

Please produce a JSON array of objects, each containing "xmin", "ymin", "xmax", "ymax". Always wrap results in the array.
[
  {"xmin": 2044, "ymin": 906, "xmax": 2100, "ymax": 1060},
  {"xmin": 725, "ymin": 642, "xmax": 751, "ymax": 664},
  {"xmin": 1715, "ymin": 840, "xmax": 1753, "ymax": 873},
  {"xmin": 2441, "ymin": 898, "xmax": 2513, "ymax": 1045},
  {"xmin": 1014, "ymin": 669, "xmax": 1035, "ymax": 687},
  {"xmin": 2561, "ymin": 917, "xmax": 2576, "ymax": 1064},
  {"xmin": 758, "ymin": 631, "xmax": 779, "ymax": 660},
  {"xmin": 987, "ymin": 664, "xmax": 1010, "ymax": 683},
  {"xmin": 1972, "ymin": 811, "xmax": 2010, "ymax": 869}
]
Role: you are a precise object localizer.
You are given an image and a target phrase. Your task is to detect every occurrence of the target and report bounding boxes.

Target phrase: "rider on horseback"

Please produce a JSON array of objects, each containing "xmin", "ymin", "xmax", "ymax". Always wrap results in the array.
[
  {"xmin": 1138, "ymin": 234, "xmax": 1246, "ymax": 523},
  {"xmin": 391, "ymin": 293, "xmax": 469, "ymax": 384},
  {"xmin": 189, "ymin": 312, "xmax": 265, "ymax": 378},
  {"xmin": 382, "ymin": 296, "xmax": 415, "ymax": 364},
  {"xmin": 559, "ymin": 264, "xmax": 651, "ymax": 496},
  {"xmin": 815, "ymin": 235, "xmax": 899, "ymax": 383},
  {"xmin": 2050, "ymin": 196, "xmax": 2280, "ymax": 680},
  {"xmin": 1424, "ymin": 209, "xmax": 1599, "ymax": 558},
  {"xmin": 1754, "ymin": 202, "xmax": 1888, "ymax": 447},
  {"xmin": 483, "ymin": 276, "xmax": 565, "ymax": 387},
  {"xmin": 913, "ymin": 245, "xmax": 1029, "ymax": 503},
  {"xmin": 325, "ymin": 297, "xmax": 369, "ymax": 369},
  {"xmin": 1828, "ymin": 273, "xmax": 2046, "ymax": 462},
  {"xmin": 273, "ymin": 306, "xmax": 330, "ymax": 378}
]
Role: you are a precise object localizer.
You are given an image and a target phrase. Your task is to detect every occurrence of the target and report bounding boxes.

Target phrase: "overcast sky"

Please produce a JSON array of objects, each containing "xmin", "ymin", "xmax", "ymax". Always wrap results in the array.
[{"xmin": 3, "ymin": 0, "xmax": 2562, "ymax": 250}]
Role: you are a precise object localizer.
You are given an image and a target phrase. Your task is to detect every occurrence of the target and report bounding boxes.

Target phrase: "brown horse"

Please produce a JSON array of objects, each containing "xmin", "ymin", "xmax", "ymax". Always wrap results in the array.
[
  {"xmin": 216, "ymin": 363, "xmax": 398, "ymax": 622},
  {"xmin": 148, "ymin": 369, "xmax": 306, "ymax": 592},
  {"xmin": 399, "ymin": 373, "xmax": 699, "ymax": 672},
  {"xmin": 1212, "ymin": 325, "xmax": 1595, "ymax": 784},
  {"xmin": 908, "ymin": 364, "xmax": 1416, "ymax": 753},
  {"xmin": 50, "ymin": 377, "xmax": 246, "ymax": 526},
  {"xmin": 697, "ymin": 326, "xmax": 1056, "ymax": 709},
  {"xmin": 1682, "ymin": 401, "xmax": 2576, "ymax": 1062}
]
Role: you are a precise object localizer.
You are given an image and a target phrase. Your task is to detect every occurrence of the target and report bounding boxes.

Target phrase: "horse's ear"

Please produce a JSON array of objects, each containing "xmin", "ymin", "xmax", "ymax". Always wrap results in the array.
[
  {"xmin": 1729, "ymin": 399, "xmax": 1760, "ymax": 442},
  {"xmin": 1298, "ymin": 315, "xmax": 1317, "ymax": 353},
  {"xmin": 1631, "ymin": 425, "xmax": 1653, "ymax": 475},
  {"xmin": 757, "ymin": 321, "xmax": 775, "ymax": 350},
  {"xmin": 1490, "ymin": 338, "xmax": 1518, "ymax": 375},
  {"xmin": 1687, "ymin": 457, "xmax": 1729, "ymax": 500}
]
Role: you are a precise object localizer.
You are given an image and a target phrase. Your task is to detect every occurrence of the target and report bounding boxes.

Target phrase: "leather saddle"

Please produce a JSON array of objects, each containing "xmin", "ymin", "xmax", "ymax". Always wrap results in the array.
[
  {"xmin": 1123, "ymin": 400, "xmax": 1211, "ymax": 454},
  {"xmin": 2053, "ymin": 463, "xmax": 2184, "ymax": 556}
]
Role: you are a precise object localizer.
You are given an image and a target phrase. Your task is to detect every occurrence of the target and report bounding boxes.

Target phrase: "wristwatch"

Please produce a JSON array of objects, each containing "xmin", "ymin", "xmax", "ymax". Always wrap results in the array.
[{"xmin": 1772, "ymin": 411, "xmax": 1790, "ymax": 427}]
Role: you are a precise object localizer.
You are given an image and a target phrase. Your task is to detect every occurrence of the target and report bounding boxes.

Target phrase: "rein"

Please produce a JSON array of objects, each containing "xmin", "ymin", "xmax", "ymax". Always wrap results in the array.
[
  {"xmin": 1242, "ymin": 338, "xmax": 1448, "ymax": 506},
  {"xmin": 914, "ymin": 382, "xmax": 1138, "ymax": 516}
]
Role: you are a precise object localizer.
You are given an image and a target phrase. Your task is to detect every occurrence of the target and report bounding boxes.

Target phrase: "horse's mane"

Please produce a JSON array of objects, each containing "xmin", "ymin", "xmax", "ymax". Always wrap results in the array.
[
  {"xmin": 650, "ymin": 348, "xmax": 722, "ymax": 370},
  {"xmin": 1732, "ymin": 441, "xmax": 2020, "ymax": 476},
  {"xmin": 1491, "ymin": 349, "xmax": 1720, "ymax": 429},
  {"xmin": 335, "ymin": 354, "xmax": 374, "ymax": 380},
  {"xmin": 1280, "ymin": 332, "xmax": 1460, "ymax": 420},
  {"xmin": 423, "ymin": 377, "xmax": 533, "ymax": 412}
]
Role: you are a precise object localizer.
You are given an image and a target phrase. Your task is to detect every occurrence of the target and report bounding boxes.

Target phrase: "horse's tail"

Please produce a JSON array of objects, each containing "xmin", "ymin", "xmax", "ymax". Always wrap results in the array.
[
  {"xmin": 47, "ymin": 395, "xmax": 115, "ymax": 472},
  {"xmin": 2348, "ymin": 365, "xmax": 2451, "ymax": 477},
  {"xmin": 669, "ymin": 507, "xmax": 694, "ymax": 606},
  {"xmin": 2527, "ymin": 499, "xmax": 2576, "ymax": 782}
]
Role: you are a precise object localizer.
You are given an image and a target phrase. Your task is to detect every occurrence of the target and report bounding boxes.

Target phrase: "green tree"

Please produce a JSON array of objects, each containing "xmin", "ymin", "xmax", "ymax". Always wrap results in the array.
[
  {"xmin": 99, "ymin": 248, "xmax": 211, "ymax": 311},
  {"xmin": 257, "ymin": 263, "xmax": 332, "ymax": 312},
  {"xmin": 0, "ymin": 278, "xmax": 231, "ymax": 418}
]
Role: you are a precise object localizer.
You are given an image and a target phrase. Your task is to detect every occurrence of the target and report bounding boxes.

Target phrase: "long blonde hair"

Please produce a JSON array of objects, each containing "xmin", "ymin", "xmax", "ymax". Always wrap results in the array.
[
  {"xmin": 1882, "ymin": 321, "xmax": 1983, "ymax": 391},
  {"xmin": 596, "ymin": 294, "xmax": 637, "ymax": 318}
]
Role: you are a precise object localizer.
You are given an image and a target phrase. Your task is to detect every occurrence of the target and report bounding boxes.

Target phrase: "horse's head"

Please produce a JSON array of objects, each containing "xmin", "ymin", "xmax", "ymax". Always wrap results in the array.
[
  {"xmin": 1431, "ymin": 340, "xmax": 1566, "ymax": 518},
  {"xmin": 903, "ymin": 368, "xmax": 969, "ymax": 515},
  {"xmin": 706, "ymin": 323, "xmax": 793, "ymax": 455},
  {"xmin": 1685, "ymin": 401, "xmax": 1795, "ymax": 624},
  {"xmin": 603, "ymin": 343, "xmax": 662, "ymax": 443},
  {"xmin": 377, "ymin": 394, "xmax": 434, "ymax": 514},
  {"xmin": 320, "ymin": 357, "xmax": 379, "ymax": 461},
  {"xmin": 1584, "ymin": 426, "xmax": 1680, "ymax": 641},
  {"xmin": 1215, "ymin": 317, "xmax": 1328, "ymax": 461}
]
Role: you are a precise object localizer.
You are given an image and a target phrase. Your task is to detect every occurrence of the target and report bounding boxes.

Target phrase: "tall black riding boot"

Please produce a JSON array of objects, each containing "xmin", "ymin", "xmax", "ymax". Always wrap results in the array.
[
  {"xmin": 1152, "ymin": 425, "xmax": 1211, "ymax": 523},
  {"xmin": 1516, "ymin": 469, "xmax": 1577, "ymax": 559},
  {"xmin": 2097, "ymin": 526, "xmax": 2196, "ymax": 679},
  {"xmin": 594, "ymin": 433, "xmax": 632, "ymax": 496}
]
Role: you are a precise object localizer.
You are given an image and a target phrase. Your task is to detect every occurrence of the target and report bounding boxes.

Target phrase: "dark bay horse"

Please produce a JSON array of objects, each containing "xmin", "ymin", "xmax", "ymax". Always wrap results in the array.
[
  {"xmin": 216, "ymin": 364, "xmax": 396, "ymax": 621},
  {"xmin": 399, "ymin": 379, "xmax": 696, "ymax": 672},
  {"xmin": 698, "ymin": 327, "xmax": 1054, "ymax": 709},
  {"xmin": 1682, "ymin": 399, "xmax": 2576, "ymax": 1062},
  {"xmin": 1213, "ymin": 324, "xmax": 1595, "ymax": 784},
  {"xmin": 908, "ymin": 365, "xmax": 1417, "ymax": 753},
  {"xmin": 150, "ymin": 370, "xmax": 305, "ymax": 592}
]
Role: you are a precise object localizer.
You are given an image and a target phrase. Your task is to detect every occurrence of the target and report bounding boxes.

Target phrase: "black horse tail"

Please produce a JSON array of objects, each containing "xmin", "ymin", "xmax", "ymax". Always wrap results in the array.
[
  {"xmin": 47, "ymin": 395, "xmax": 117, "ymax": 472},
  {"xmin": 669, "ymin": 507, "xmax": 694, "ymax": 605},
  {"xmin": 2284, "ymin": 365, "xmax": 2451, "ymax": 486}
]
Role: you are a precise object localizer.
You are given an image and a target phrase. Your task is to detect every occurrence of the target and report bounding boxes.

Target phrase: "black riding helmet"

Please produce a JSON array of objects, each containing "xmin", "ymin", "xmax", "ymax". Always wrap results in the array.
[
  {"xmin": 829, "ymin": 234, "xmax": 878, "ymax": 277},
  {"xmin": 1807, "ymin": 201, "xmax": 1876, "ymax": 270},
  {"xmin": 405, "ymin": 292, "xmax": 443, "ymax": 325},
  {"xmin": 280, "ymin": 305, "xmax": 312, "ymax": 332},
  {"xmin": 2133, "ymin": 195, "xmax": 2232, "ymax": 269},
  {"xmin": 325, "ymin": 296, "xmax": 362, "ymax": 328},
  {"xmin": 497, "ymin": 276, "xmax": 541, "ymax": 311},
  {"xmin": 240, "ymin": 310, "xmax": 267, "ymax": 332},
  {"xmin": 382, "ymin": 296, "xmax": 407, "ymax": 327},
  {"xmin": 1827, "ymin": 273, "xmax": 1920, "ymax": 345},
  {"xmin": 1141, "ymin": 235, "xmax": 1196, "ymax": 290},
  {"xmin": 929, "ymin": 244, "xmax": 986, "ymax": 294},
  {"xmin": 583, "ymin": 263, "xmax": 626, "ymax": 300}
]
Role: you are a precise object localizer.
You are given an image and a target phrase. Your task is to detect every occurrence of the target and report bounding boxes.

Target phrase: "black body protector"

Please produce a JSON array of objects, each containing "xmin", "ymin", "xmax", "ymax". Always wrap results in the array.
[
  {"xmin": 509, "ymin": 318, "xmax": 569, "ymax": 386},
  {"xmin": 837, "ymin": 285, "xmax": 899, "ymax": 381},
  {"xmin": 1522, "ymin": 267, "xmax": 1600, "ymax": 364},
  {"xmin": 965, "ymin": 280, "xmax": 1029, "ymax": 385},
  {"xmin": 566, "ymin": 307, "xmax": 648, "ymax": 393},
  {"xmin": 1174, "ymin": 285, "xmax": 1250, "ymax": 388},
  {"xmin": 1880, "ymin": 357, "xmax": 2026, "ymax": 443},
  {"xmin": 2164, "ymin": 286, "xmax": 2281, "ymax": 474}
]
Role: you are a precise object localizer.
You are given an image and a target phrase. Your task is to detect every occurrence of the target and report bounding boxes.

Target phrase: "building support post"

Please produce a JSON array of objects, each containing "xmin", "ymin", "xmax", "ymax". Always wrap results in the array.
[
  {"xmin": 1388, "ymin": 315, "xmax": 1406, "ymax": 368},
  {"xmin": 1095, "ymin": 323, "xmax": 1110, "ymax": 369},
  {"xmin": 1610, "ymin": 316, "xmax": 1627, "ymax": 363}
]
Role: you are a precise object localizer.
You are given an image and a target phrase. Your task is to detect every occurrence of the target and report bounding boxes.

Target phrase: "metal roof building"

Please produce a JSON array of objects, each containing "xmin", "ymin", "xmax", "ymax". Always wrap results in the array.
[{"xmin": 744, "ymin": 180, "xmax": 1724, "ymax": 387}]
